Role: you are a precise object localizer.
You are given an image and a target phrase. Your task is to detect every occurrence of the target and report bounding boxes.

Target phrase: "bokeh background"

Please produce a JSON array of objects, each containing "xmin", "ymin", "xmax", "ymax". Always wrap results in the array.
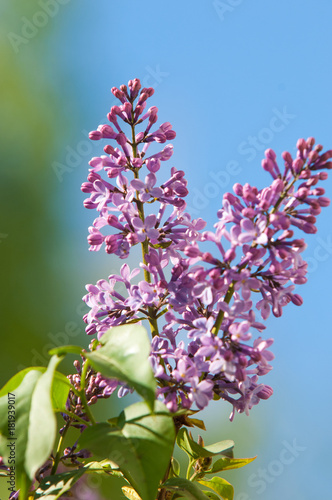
[{"xmin": 1, "ymin": 0, "xmax": 332, "ymax": 498}]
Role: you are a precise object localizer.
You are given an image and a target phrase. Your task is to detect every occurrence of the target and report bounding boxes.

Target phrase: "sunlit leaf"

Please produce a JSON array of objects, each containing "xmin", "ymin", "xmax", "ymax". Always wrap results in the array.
[
  {"xmin": 208, "ymin": 456, "xmax": 256, "ymax": 473},
  {"xmin": 177, "ymin": 428, "xmax": 234, "ymax": 460},
  {"xmin": 122, "ymin": 486, "xmax": 142, "ymax": 500},
  {"xmin": 34, "ymin": 469, "xmax": 85, "ymax": 499},
  {"xmin": 79, "ymin": 401, "xmax": 175, "ymax": 500},
  {"xmin": 163, "ymin": 477, "xmax": 211, "ymax": 500},
  {"xmin": 199, "ymin": 477, "xmax": 234, "ymax": 500},
  {"xmin": 0, "ymin": 356, "xmax": 62, "ymax": 492},
  {"xmin": 83, "ymin": 324, "xmax": 156, "ymax": 409}
]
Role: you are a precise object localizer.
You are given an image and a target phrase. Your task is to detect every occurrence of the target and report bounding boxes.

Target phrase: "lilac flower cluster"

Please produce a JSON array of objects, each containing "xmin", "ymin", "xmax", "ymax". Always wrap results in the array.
[
  {"xmin": 81, "ymin": 79, "xmax": 331, "ymax": 419},
  {"xmin": 61, "ymin": 359, "xmax": 117, "ymax": 433}
]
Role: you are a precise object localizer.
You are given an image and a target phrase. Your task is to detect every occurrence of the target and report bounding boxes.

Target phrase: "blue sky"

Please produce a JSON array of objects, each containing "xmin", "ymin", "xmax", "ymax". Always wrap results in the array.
[{"xmin": 5, "ymin": 0, "xmax": 332, "ymax": 497}]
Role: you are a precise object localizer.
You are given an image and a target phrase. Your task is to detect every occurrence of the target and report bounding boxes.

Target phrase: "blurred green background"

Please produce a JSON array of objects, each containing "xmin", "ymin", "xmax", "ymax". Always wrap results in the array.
[{"xmin": 1, "ymin": 1, "xmax": 332, "ymax": 499}]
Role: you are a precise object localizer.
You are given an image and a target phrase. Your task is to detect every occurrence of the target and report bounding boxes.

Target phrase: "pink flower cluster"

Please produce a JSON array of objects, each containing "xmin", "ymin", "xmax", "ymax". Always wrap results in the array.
[{"xmin": 82, "ymin": 78, "xmax": 331, "ymax": 418}]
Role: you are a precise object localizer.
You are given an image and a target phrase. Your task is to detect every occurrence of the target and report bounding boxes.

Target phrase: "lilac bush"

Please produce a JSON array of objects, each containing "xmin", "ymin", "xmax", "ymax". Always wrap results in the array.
[{"xmin": 0, "ymin": 78, "xmax": 331, "ymax": 500}]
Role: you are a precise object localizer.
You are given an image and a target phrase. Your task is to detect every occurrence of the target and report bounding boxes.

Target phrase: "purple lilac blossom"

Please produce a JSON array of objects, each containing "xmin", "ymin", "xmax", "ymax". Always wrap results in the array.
[{"xmin": 81, "ymin": 78, "xmax": 331, "ymax": 419}]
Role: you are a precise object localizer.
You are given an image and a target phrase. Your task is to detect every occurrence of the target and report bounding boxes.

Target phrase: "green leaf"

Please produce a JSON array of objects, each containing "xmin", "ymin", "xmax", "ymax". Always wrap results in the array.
[
  {"xmin": 51, "ymin": 372, "xmax": 71, "ymax": 412},
  {"xmin": 186, "ymin": 418, "xmax": 206, "ymax": 430},
  {"xmin": 177, "ymin": 428, "xmax": 234, "ymax": 460},
  {"xmin": 198, "ymin": 478, "xmax": 234, "ymax": 500},
  {"xmin": 122, "ymin": 487, "xmax": 142, "ymax": 500},
  {"xmin": 78, "ymin": 400, "xmax": 175, "ymax": 500},
  {"xmin": 171, "ymin": 457, "xmax": 181, "ymax": 477},
  {"xmin": 83, "ymin": 324, "xmax": 156, "ymax": 409},
  {"xmin": 34, "ymin": 468, "xmax": 86, "ymax": 499},
  {"xmin": 83, "ymin": 460, "xmax": 123, "ymax": 477},
  {"xmin": 163, "ymin": 477, "xmax": 211, "ymax": 500},
  {"xmin": 208, "ymin": 456, "xmax": 256, "ymax": 473},
  {"xmin": 0, "ymin": 366, "xmax": 70, "ymax": 413},
  {"xmin": 34, "ymin": 461, "xmax": 123, "ymax": 499},
  {"xmin": 202, "ymin": 491, "xmax": 220, "ymax": 500},
  {"xmin": 48, "ymin": 345, "xmax": 83, "ymax": 357},
  {"xmin": 0, "ymin": 356, "xmax": 62, "ymax": 488}
]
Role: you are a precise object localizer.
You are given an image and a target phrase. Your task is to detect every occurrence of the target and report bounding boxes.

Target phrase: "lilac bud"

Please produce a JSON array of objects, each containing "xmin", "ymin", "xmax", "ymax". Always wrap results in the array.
[
  {"xmin": 81, "ymin": 182, "xmax": 93, "ymax": 193},
  {"xmin": 104, "ymin": 145, "xmax": 114, "ymax": 155},
  {"xmin": 146, "ymin": 158, "xmax": 161, "ymax": 172},
  {"xmin": 135, "ymin": 132, "xmax": 144, "ymax": 142},
  {"xmin": 128, "ymin": 78, "xmax": 141, "ymax": 98},
  {"xmin": 174, "ymin": 185, "xmax": 189, "ymax": 197},
  {"xmin": 317, "ymin": 150, "xmax": 332, "ymax": 163},
  {"xmin": 296, "ymin": 187, "xmax": 309, "ymax": 198},
  {"xmin": 98, "ymin": 124, "xmax": 117, "ymax": 139},
  {"xmin": 302, "ymin": 223, "xmax": 317, "ymax": 234},
  {"xmin": 107, "ymin": 110, "xmax": 118, "ymax": 124},
  {"xmin": 296, "ymin": 138, "xmax": 306, "ymax": 150},
  {"xmin": 265, "ymin": 148, "xmax": 277, "ymax": 160},
  {"xmin": 224, "ymin": 248, "xmax": 236, "ymax": 262},
  {"xmin": 116, "ymin": 133, "xmax": 128, "ymax": 146},
  {"xmin": 73, "ymin": 360, "xmax": 81, "ymax": 373},
  {"xmin": 132, "ymin": 158, "xmax": 143, "ymax": 168},
  {"xmin": 262, "ymin": 158, "xmax": 274, "ymax": 173},
  {"xmin": 141, "ymin": 87, "xmax": 154, "ymax": 98},
  {"xmin": 88, "ymin": 172, "xmax": 101, "ymax": 182},
  {"xmin": 193, "ymin": 268, "xmax": 206, "ymax": 280},
  {"xmin": 306, "ymin": 137, "xmax": 315, "ymax": 149},
  {"xmin": 242, "ymin": 207, "xmax": 256, "ymax": 218},
  {"xmin": 137, "ymin": 92, "xmax": 149, "ymax": 105},
  {"xmin": 314, "ymin": 188, "xmax": 325, "ymax": 197},
  {"xmin": 111, "ymin": 87, "xmax": 127, "ymax": 103},
  {"xmin": 209, "ymin": 268, "xmax": 220, "ymax": 280},
  {"xmin": 277, "ymin": 247, "xmax": 289, "ymax": 259},
  {"xmin": 292, "ymin": 158, "xmax": 304, "ymax": 174},
  {"xmin": 126, "ymin": 233, "xmax": 138, "ymax": 245},
  {"xmin": 318, "ymin": 196, "xmax": 330, "ymax": 207},
  {"xmin": 88, "ymin": 233, "xmax": 104, "ymax": 246},
  {"xmin": 122, "ymin": 102, "xmax": 132, "ymax": 118},
  {"xmin": 107, "ymin": 215, "xmax": 121, "ymax": 229},
  {"xmin": 308, "ymin": 150, "xmax": 319, "ymax": 164},
  {"xmin": 282, "ymin": 151, "xmax": 293, "ymax": 164},
  {"xmin": 89, "ymin": 130, "xmax": 102, "ymax": 140},
  {"xmin": 88, "ymin": 395, "xmax": 98, "ymax": 405},
  {"xmin": 184, "ymin": 246, "xmax": 200, "ymax": 258},
  {"xmin": 256, "ymin": 385, "xmax": 273, "ymax": 400},
  {"xmin": 83, "ymin": 199, "xmax": 96, "ymax": 209},
  {"xmin": 201, "ymin": 252, "xmax": 217, "ymax": 264},
  {"xmin": 291, "ymin": 294, "xmax": 303, "ymax": 306},
  {"xmin": 299, "ymin": 169, "xmax": 311, "ymax": 179},
  {"xmin": 233, "ymin": 183, "xmax": 243, "ymax": 196}
]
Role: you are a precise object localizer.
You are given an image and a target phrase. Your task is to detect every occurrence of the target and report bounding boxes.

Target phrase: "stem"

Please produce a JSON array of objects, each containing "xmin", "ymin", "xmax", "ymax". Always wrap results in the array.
[
  {"xmin": 186, "ymin": 459, "xmax": 195, "ymax": 480},
  {"xmin": 79, "ymin": 359, "xmax": 97, "ymax": 425},
  {"xmin": 189, "ymin": 471, "xmax": 202, "ymax": 482},
  {"xmin": 157, "ymin": 460, "xmax": 173, "ymax": 500},
  {"xmin": 130, "ymin": 117, "xmax": 160, "ymax": 338},
  {"xmin": 60, "ymin": 409, "xmax": 92, "ymax": 427},
  {"xmin": 51, "ymin": 420, "xmax": 70, "ymax": 475},
  {"xmin": 271, "ymin": 176, "xmax": 297, "ymax": 214},
  {"xmin": 211, "ymin": 282, "xmax": 235, "ymax": 335}
]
